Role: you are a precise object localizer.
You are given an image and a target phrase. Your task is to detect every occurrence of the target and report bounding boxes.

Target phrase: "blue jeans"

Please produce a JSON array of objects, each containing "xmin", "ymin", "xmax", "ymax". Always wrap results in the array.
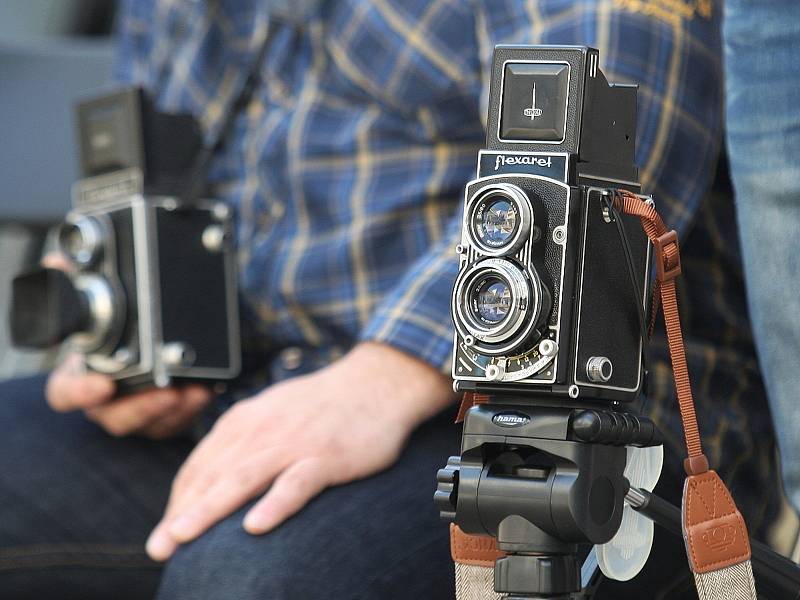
[
  {"xmin": 724, "ymin": 0, "xmax": 800, "ymax": 513},
  {"xmin": 0, "ymin": 375, "xmax": 459, "ymax": 599},
  {"xmin": 0, "ymin": 374, "xmax": 715, "ymax": 599}
]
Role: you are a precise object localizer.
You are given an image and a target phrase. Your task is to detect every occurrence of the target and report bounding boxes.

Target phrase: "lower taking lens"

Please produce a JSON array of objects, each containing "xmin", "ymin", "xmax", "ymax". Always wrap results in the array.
[{"xmin": 475, "ymin": 278, "xmax": 511, "ymax": 323}]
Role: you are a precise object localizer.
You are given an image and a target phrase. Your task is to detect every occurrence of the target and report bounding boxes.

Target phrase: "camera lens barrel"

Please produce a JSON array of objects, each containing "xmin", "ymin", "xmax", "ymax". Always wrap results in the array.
[
  {"xmin": 69, "ymin": 274, "xmax": 120, "ymax": 353},
  {"xmin": 466, "ymin": 183, "xmax": 532, "ymax": 256},
  {"xmin": 454, "ymin": 258, "xmax": 543, "ymax": 356},
  {"xmin": 58, "ymin": 215, "xmax": 105, "ymax": 267}
]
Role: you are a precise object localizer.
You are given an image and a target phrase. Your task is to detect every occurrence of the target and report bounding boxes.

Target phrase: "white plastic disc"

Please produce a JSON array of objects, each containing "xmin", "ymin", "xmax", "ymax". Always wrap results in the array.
[
  {"xmin": 596, "ymin": 445, "xmax": 663, "ymax": 582},
  {"xmin": 625, "ymin": 444, "xmax": 664, "ymax": 492},
  {"xmin": 596, "ymin": 504, "xmax": 655, "ymax": 581}
]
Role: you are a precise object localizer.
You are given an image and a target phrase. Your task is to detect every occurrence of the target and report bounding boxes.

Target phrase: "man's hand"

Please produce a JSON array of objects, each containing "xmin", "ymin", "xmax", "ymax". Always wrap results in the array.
[
  {"xmin": 46, "ymin": 355, "xmax": 212, "ymax": 439},
  {"xmin": 145, "ymin": 341, "xmax": 455, "ymax": 561}
]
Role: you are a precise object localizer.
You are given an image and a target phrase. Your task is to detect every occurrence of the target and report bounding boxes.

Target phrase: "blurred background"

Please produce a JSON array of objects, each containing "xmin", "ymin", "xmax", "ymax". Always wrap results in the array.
[
  {"xmin": 1, "ymin": 0, "xmax": 799, "ymax": 564},
  {"xmin": 0, "ymin": 0, "xmax": 117, "ymax": 378}
]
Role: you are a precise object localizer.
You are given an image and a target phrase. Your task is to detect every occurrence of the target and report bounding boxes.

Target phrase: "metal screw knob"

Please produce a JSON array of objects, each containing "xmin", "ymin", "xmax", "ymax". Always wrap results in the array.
[
  {"xmin": 161, "ymin": 342, "xmax": 196, "ymax": 368},
  {"xmin": 538, "ymin": 339, "xmax": 558, "ymax": 357},
  {"xmin": 202, "ymin": 225, "xmax": 228, "ymax": 253},
  {"xmin": 586, "ymin": 356, "xmax": 613, "ymax": 383},
  {"xmin": 486, "ymin": 363, "xmax": 506, "ymax": 381}
]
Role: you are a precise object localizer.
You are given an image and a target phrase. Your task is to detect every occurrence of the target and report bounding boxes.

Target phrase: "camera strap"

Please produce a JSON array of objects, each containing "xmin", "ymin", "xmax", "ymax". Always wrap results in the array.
[
  {"xmin": 610, "ymin": 189, "xmax": 756, "ymax": 599},
  {"xmin": 450, "ymin": 190, "xmax": 757, "ymax": 600},
  {"xmin": 182, "ymin": 31, "xmax": 273, "ymax": 204}
]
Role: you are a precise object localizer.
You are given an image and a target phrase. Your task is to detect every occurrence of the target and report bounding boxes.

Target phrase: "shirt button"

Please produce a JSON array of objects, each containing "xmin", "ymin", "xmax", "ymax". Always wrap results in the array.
[{"xmin": 279, "ymin": 347, "xmax": 304, "ymax": 371}]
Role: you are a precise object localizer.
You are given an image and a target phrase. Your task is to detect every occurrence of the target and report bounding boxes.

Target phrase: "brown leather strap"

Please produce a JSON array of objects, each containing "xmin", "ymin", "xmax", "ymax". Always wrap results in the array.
[
  {"xmin": 614, "ymin": 191, "xmax": 753, "ymax": 583},
  {"xmin": 682, "ymin": 470, "xmax": 752, "ymax": 573},
  {"xmin": 450, "ymin": 525, "xmax": 505, "ymax": 567},
  {"xmin": 611, "ymin": 190, "xmax": 707, "ymax": 475},
  {"xmin": 456, "ymin": 392, "xmax": 491, "ymax": 423}
]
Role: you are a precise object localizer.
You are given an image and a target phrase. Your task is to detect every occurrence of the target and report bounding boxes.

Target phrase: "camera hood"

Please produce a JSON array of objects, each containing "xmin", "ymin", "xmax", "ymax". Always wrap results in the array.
[{"xmin": 9, "ymin": 267, "xmax": 91, "ymax": 349}]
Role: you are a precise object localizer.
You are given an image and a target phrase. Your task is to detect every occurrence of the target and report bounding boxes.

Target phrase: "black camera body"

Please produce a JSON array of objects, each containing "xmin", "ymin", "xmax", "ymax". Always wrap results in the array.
[
  {"xmin": 11, "ymin": 87, "xmax": 240, "ymax": 391},
  {"xmin": 451, "ymin": 46, "xmax": 650, "ymax": 404}
]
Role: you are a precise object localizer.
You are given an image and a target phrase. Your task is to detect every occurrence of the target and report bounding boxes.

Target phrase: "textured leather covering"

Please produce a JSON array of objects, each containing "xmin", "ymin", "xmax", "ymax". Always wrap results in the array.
[
  {"xmin": 682, "ymin": 470, "xmax": 752, "ymax": 574},
  {"xmin": 450, "ymin": 525, "xmax": 505, "ymax": 567}
]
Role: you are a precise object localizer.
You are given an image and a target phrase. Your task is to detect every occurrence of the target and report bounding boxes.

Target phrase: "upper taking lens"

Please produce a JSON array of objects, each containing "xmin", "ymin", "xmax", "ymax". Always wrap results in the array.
[{"xmin": 475, "ymin": 277, "xmax": 511, "ymax": 323}]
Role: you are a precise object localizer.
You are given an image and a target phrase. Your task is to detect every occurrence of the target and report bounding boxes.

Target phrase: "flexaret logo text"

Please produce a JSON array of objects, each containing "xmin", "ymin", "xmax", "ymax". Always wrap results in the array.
[{"xmin": 494, "ymin": 154, "xmax": 553, "ymax": 171}]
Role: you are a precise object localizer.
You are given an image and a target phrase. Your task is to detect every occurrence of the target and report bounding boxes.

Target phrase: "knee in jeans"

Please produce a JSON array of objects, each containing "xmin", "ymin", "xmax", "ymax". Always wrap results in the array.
[{"xmin": 157, "ymin": 519, "xmax": 338, "ymax": 599}]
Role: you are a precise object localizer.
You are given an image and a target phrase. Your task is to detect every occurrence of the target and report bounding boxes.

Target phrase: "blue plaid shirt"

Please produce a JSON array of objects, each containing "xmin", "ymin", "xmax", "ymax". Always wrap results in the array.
[
  {"xmin": 115, "ymin": 0, "xmax": 782, "ymax": 544},
  {"xmin": 114, "ymin": 0, "xmax": 722, "ymax": 373}
]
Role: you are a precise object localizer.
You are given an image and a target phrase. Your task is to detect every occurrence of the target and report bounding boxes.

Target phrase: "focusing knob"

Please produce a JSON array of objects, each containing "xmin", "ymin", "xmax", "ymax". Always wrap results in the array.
[{"xmin": 434, "ymin": 456, "xmax": 461, "ymax": 522}]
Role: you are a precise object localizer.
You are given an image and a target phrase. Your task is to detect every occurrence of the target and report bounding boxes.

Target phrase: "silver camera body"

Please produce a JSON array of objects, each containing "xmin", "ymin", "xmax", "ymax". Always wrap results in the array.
[
  {"xmin": 10, "ymin": 88, "xmax": 241, "ymax": 392},
  {"xmin": 63, "ymin": 168, "xmax": 241, "ymax": 389}
]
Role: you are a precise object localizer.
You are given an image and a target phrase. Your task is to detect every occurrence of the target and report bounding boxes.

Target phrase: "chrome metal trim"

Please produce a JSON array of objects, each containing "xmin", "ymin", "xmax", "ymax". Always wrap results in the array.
[
  {"xmin": 75, "ymin": 200, "xmax": 150, "ymax": 380},
  {"xmin": 625, "ymin": 486, "xmax": 647, "ymax": 509},
  {"xmin": 465, "ymin": 183, "xmax": 532, "ymax": 256},
  {"xmin": 476, "ymin": 150, "xmax": 571, "ymax": 181},
  {"xmin": 453, "ymin": 258, "xmax": 540, "ymax": 355},
  {"xmin": 58, "ymin": 214, "xmax": 106, "ymax": 268},
  {"xmin": 586, "ymin": 356, "xmax": 613, "ymax": 383},
  {"xmin": 69, "ymin": 274, "xmax": 120, "ymax": 354},
  {"xmin": 72, "ymin": 167, "xmax": 144, "ymax": 209}
]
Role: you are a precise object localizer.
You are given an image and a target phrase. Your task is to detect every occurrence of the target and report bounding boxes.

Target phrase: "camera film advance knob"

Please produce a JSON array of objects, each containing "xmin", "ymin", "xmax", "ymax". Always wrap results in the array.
[
  {"xmin": 434, "ymin": 457, "xmax": 461, "ymax": 522},
  {"xmin": 586, "ymin": 356, "xmax": 613, "ymax": 383}
]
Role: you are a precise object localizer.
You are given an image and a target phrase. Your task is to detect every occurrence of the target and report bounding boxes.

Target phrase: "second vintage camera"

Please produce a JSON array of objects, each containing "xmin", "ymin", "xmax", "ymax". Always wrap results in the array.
[
  {"xmin": 11, "ymin": 87, "xmax": 240, "ymax": 391},
  {"xmin": 452, "ymin": 45, "xmax": 650, "ymax": 404}
]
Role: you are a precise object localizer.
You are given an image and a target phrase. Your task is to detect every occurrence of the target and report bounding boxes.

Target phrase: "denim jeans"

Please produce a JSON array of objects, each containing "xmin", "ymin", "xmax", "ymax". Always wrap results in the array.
[
  {"xmin": 0, "ymin": 375, "xmax": 460, "ymax": 599},
  {"xmin": 724, "ymin": 0, "xmax": 800, "ymax": 513},
  {"xmin": 0, "ymin": 372, "xmax": 712, "ymax": 599}
]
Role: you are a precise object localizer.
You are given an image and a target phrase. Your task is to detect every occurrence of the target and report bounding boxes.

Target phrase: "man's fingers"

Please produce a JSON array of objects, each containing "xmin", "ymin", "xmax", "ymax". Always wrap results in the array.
[
  {"xmin": 84, "ymin": 390, "xmax": 181, "ymax": 437},
  {"xmin": 168, "ymin": 447, "xmax": 291, "ymax": 540},
  {"xmin": 46, "ymin": 356, "xmax": 115, "ymax": 412},
  {"xmin": 145, "ymin": 522, "xmax": 179, "ymax": 562},
  {"xmin": 162, "ymin": 402, "xmax": 255, "ymax": 507},
  {"xmin": 168, "ymin": 471, "xmax": 266, "ymax": 544},
  {"xmin": 139, "ymin": 385, "xmax": 212, "ymax": 439},
  {"xmin": 41, "ymin": 252, "xmax": 72, "ymax": 271},
  {"xmin": 243, "ymin": 458, "xmax": 331, "ymax": 535},
  {"xmin": 147, "ymin": 455, "xmax": 285, "ymax": 561}
]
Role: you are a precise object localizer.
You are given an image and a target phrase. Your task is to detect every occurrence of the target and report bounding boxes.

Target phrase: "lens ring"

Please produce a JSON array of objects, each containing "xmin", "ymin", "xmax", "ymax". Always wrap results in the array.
[
  {"xmin": 466, "ymin": 183, "xmax": 532, "ymax": 256},
  {"xmin": 69, "ymin": 274, "xmax": 120, "ymax": 354},
  {"xmin": 58, "ymin": 215, "xmax": 105, "ymax": 267},
  {"xmin": 453, "ymin": 258, "xmax": 543, "ymax": 355}
]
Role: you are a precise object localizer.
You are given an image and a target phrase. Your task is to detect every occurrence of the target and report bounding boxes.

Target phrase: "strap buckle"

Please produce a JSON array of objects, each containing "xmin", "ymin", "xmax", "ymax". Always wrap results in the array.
[{"xmin": 653, "ymin": 229, "xmax": 681, "ymax": 282}]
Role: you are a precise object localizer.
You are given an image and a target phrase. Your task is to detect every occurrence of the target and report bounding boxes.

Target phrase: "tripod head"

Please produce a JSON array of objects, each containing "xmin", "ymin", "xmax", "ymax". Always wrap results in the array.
[{"xmin": 435, "ymin": 400, "xmax": 663, "ymax": 598}]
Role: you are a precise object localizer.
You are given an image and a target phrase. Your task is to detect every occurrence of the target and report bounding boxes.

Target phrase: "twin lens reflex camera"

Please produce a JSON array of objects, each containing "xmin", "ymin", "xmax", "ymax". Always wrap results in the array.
[
  {"xmin": 451, "ymin": 45, "xmax": 651, "ymax": 405},
  {"xmin": 10, "ymin": 87, "xmax": 240, "ymax": 392}
]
